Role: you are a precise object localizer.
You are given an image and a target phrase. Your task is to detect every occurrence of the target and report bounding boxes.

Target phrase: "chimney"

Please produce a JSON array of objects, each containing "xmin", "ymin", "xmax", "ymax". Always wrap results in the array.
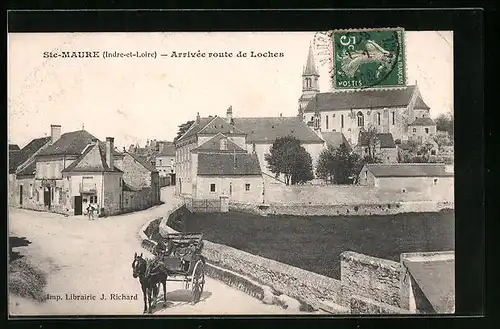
[
  {"xmin": 196, "ymin": 112, "xmax": 201, "ymax": 124},
  {"xmin": 106, "ymin": 137, "xmax": 114, "ymax": 170},
  {"xmin": 226, "ymin": 106, "xmax": 233, "ymax": 124},
  {"xmin": 91, "ymin": 138, "xmax": 99, "ymax": 145},
  {"xmin": 50, "ymin": 125, "xmax": 61, "ymax": 144}
]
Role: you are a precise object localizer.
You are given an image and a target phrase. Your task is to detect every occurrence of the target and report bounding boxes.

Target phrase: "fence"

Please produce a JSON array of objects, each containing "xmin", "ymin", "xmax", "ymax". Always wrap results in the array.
[{"xmin": 185, "ymin": 198, "xmax": 222, "ymax": 213}]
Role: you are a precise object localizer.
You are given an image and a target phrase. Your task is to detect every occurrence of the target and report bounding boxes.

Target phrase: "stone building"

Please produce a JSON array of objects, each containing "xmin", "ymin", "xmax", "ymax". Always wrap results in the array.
[
  {"xmin": 155, "ymin": 141, "xmax": 176, "ymax": 183},
  {"xmin": 408, "ymin": 117, "xmax": 438, "ymax": 143},
  {"xmin": 357, "ymin": 163, "xmax": 454, "ymax": 201},
  {"xmin": 174, "ymin": 107, "xmax": 324, "ymax": 197},
  {"xmin": 356, "ymin": 132, "xmax": 398, "ymax": 164}
]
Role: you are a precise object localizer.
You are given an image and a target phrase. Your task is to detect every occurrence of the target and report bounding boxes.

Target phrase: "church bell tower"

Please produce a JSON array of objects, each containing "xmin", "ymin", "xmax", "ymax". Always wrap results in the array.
[{"xmin": 298, "ymin": 43, "xmax": 320, "ymax": 119}]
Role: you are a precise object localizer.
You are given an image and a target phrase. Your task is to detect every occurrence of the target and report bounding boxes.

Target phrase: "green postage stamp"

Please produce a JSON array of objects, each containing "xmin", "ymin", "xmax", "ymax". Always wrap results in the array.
[{"xmin": 332, "ymin": 28, "xmax": 406, "ymax": 90}]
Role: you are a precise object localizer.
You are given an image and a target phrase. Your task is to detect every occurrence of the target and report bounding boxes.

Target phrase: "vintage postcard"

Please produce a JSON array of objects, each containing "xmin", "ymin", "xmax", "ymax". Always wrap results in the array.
[{"xmin": 8, "ymin": 30, "xmax": 454, "ymax": 316}]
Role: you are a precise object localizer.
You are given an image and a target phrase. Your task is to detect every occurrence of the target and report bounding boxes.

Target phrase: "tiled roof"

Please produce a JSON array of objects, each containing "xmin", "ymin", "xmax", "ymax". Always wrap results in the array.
[
  {"xmin": 38, "ymin": 130, "xmax": 122, "ymax": 156},
  {"xmin": 233, "ymin": 117, "xmax": 324, "ymax": 144},
  {"xmin": 358, "ymin": 132, "xmax": 396, "ymax": 148},
  {"xmin": 177, "ymin": 117, "xmax": 216, "ymax": 142},
  {"xmin": 158, "ymin": 142, "xmax": 176, "ymax": 156},
  {"xmin": 198, "ymin": 116, "xmax": 246, "ymax": 136},
  {"xmin": 126, "ymin": 151, "xmax": 157, "ymax": 172},
  {"xmin": 365, "ymin": 164, "xmax": 454, "ymax": 177},
  {"xmin": 192, "ymin": 133, "xmax": 247, "ymax": 153},
  {"xmin": 321, "ymin": 132, "xmax": 350, "ymax": 150},
  {"xmin": 304, "ymin": 85, "xmax": 421, "ymax": 113},
  {"xmin": 62, "ymin": 144, "xmax": 122, "ymax": 173},
  {"xmin": 414, "ymin": 97, "xmax": 430, "ymax": 110},
  {"xmin": 12, "ymin": 136, "xmax": 51, "ymax": 175},
  {"xmin": 17, "ymin": 161, "xmax": 37, "ymax": 177},
  {"xmin": 9, "ymin": 151, "xmax": 22, "ymax": 174},
  {"xmin": 123, "ymin": 181, "xmax": 140, "ymax": 192},
  {"xmin": 197, "ymin": 153, "xmax": 262, "ymax": 176},
  {"xmin": 9, "ymin": 144, "xmax": 20, "ymax": 151},
  {"xmin": 410, "ymin": 117, "xmax": 436, "ymax": 126}
]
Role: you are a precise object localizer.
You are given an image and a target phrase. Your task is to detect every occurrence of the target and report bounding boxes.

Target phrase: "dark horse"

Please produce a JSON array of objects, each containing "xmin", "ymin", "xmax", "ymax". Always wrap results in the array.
[{"xmin": 132, "ymin": 252, "xmax": 168, "ymax": 314}]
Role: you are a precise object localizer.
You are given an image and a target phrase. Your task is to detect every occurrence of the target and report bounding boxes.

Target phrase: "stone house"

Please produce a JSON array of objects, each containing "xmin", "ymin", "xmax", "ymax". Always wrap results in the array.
[
  {"xmin": 408, "ymin": 117, "xmax": 437, "ymax": 143},
  {"xmin": 174, "ymin": 107, "xmax": 324, "ymax": 197},
  {"xmin": 357, "ymin": 163, "xmax": 454, "ymax": 201},
  {"xmin": 116, "ymin": 151, "xmax": 161, "ymax": 212},
  {"xmin": 356, "ymin": 132, "xmax": 398, "ymax": 164},
  {"xmin": 155, "ymin": 141, "xmax": 176, "ymax": 184}
]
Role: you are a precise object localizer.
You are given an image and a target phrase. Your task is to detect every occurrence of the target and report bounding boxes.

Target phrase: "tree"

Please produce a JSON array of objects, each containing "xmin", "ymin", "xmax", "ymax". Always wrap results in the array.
[
  {"xmin": 173, "ymin": 120, "xmax": 195, "ymax": 143},
  {"xmin": 435, "ymin": 112, "xmax": 454, "ymax": 137},
  {"xmin": 316, "ymin": 144, "xmax": 363, "ymax": 185},
  {"xmin": 264, "ymin": 136, "xmax": 314, "ymax": 185},
  {"xmin": 363, "ymin": 126, "xmax": 379, "ymax": 159}
]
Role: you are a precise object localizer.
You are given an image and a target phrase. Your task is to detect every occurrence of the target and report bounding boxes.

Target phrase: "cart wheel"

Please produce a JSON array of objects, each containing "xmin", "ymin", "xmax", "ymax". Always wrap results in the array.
[{"xmin": 191, "ymin": 260, "xmax": 205, "ymax": 304}]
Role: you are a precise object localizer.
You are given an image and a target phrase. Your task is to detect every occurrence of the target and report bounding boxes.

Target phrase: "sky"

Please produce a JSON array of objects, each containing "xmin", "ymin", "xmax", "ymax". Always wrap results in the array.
[{"xmin": 8, "ymin": 31, "xmax": 453, "ymax": 150}]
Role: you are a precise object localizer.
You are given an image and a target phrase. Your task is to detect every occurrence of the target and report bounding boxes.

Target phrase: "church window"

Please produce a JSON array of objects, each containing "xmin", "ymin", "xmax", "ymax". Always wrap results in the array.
[
  {"xmin": 210, "ymin": 183, "xmax": 216, "ymax": 192},
  {"xmin": 341, "ymin": 115, "xmax": 344, "ymax": 128},
  {"xmin": 326, "ymin": 115, "xmax": 329, "ymax": 129},
  {"xmin": 377, "ymin": 113, "xmax": 381, "ymax": 125},
  {"xmin": 305, "ymin": 77, "xmax": 311, "ymax": 88},
  {"xmin": 245, "ymin": 183, "xmax": 251, "ymax": 191},
  {"xmin": 357, "ymin": 112, "xmax": 364, "ymax": 127},
  {"xmin": 392, "ymin": 112, "xmax": 395, "ymax": 125}
]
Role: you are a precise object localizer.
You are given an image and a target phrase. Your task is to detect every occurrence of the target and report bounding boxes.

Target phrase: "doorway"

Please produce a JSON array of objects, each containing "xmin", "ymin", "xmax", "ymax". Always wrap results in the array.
[
  {"xmin": 19, "ymin": 185, "xmax": 23, "ymax": 205},
  {"xmin": 74, "ymin": 196, "xmax": 82, "ymax": 215},
  {"xmin": 43, "ymin": 187, "xmax": 51, "ymax": 210}
]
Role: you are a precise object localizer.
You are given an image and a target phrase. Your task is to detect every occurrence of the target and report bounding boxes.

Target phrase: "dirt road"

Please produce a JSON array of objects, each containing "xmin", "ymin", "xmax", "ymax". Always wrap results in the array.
[{"xmin": 9, "ymin": 187, "xmax": 293, "ymax": 315}]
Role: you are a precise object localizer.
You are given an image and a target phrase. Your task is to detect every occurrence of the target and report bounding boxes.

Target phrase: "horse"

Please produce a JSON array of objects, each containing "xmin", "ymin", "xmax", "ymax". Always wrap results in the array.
[{"xmin": 132, "ymin": 252, "xmax": 168, "ymax": 314}]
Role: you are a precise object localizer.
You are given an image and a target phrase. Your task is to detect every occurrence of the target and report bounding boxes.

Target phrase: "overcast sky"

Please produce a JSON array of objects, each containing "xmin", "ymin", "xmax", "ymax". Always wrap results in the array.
[{"xmin": 8, "ymin": 31, "xmax": 453, "ymax": 149}]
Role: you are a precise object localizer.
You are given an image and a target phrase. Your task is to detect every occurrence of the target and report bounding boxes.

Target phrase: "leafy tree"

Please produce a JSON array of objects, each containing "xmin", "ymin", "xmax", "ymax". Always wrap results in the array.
[
  {"xmin": 265, "ymin": 136, "xmax": 314, "ymax": 185},
  {"xmin": 362, "ymin": 126, "xmax": 379, "ymax": 159},
  {"xmin": 316, "ymin": 144, "xmax": 365, "ymax": 185},
  {"xmin": 435, "ymin": 112, "xmax": 454, "ymax": 137},
  {"xmin": 173, "ymin": 120, "xmax": 195, "ymax": 143}
]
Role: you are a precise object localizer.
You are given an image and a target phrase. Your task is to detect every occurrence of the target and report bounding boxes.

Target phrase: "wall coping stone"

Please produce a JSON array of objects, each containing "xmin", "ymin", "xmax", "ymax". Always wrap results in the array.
[{"xmin": 341, "ymin": 251, "xmax": 402, "ymax": 272}]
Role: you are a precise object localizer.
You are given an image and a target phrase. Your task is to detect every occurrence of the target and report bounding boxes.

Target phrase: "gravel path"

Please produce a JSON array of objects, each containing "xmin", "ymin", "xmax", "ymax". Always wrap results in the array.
[{"xmin": 9, "ymin": 187, "xmax": 292, "ymax": 315}]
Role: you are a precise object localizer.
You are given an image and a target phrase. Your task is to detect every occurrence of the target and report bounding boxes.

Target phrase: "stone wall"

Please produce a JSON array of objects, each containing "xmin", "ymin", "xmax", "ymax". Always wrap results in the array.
[
  {"xmin": 340, "ymin": 251, "xmax": 403, "ymax": 307},
  {"xmin": 350, "ymin": 295, "xmax": 411, "ymax": 314},
  {"xmin": 231, "ymin": 201, "xmax": 454, "ymax": 217}
]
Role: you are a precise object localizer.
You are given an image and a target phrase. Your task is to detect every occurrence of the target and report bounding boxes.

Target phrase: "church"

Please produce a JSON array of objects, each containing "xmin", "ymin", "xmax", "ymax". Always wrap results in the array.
[{"xmin": 297, "ymin": 44, "xmax": 437, "ymax": 150}]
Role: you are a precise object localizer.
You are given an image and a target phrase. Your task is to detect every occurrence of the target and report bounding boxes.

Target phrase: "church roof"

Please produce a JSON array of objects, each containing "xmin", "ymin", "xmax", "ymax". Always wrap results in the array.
[
  {"xmin": 303, "ymin": 85, "xmax": 426, "ymax": 113},
  {"xmin": 303, "ymin": 43, "xmax": 318, "ymax": 75}
]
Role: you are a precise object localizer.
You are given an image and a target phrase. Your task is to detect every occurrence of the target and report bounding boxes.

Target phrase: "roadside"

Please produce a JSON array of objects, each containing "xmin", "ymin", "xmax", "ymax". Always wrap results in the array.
[{"xmin": 9, "ymin": 187, "xmax": 292, "ymax": 315}]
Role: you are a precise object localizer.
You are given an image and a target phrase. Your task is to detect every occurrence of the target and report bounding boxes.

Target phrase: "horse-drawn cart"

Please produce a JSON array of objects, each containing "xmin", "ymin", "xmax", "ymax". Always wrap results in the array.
[{"xmin": 154, "ymin": 232, "xmax": 206, "ymax": 304}]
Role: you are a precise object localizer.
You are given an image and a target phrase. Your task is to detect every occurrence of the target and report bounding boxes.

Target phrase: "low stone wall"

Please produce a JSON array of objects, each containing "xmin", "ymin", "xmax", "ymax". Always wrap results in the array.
[
  {"xmin": 350, "ymin": 295, "xmax": 411, "ymax": 314},
  {"xmin": 340, "ymin": 251, "xmax": 403, "ymax": 307},
  {"xmin": 200, "ymin": 239, "xmax": 343, "ymax": 309},
  {"xmin": 231, "ymin": 201, "xmax": 454, "ymax": 217}
]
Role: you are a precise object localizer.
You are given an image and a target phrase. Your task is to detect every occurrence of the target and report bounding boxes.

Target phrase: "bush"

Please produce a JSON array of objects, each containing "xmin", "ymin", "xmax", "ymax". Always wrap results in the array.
[{"xmin": 9, "ymin": 259, "xmax": 47, "ymax": 302}]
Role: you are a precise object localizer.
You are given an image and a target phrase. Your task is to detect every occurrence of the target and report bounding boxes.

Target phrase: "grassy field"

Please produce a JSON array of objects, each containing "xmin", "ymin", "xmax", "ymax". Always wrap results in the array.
[{"xmin": 181, "ymin": 210, "xmax": 455, "ymax": 279}]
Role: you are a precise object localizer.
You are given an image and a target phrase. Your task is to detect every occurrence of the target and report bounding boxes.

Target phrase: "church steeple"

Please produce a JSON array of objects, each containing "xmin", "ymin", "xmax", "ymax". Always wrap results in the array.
[{"xmin": 298, "ymin": 42, "xmax": 320, "ymax": 116}]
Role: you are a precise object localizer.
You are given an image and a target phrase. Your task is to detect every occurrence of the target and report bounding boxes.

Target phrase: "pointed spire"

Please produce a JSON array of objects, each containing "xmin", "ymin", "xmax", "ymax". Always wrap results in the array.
[{"xmin": 303, "ymin": 42, "xmax": 318, "ymax": 75}]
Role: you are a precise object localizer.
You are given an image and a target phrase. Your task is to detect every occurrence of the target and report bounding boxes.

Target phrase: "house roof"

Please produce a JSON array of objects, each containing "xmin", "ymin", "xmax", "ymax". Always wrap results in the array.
[
  {"xmin": 178, "ymin": 116, "xmax": 246, "ymax": 142},
  {"xmin": 358, "ymin": 132, "xmax": 396, "ymax": 148},
  {"xmin": 321, "ymin": 132, "xmax": 350, "ymax": 150},
  {"xmin": 197, "ymin": 153, "xmax": 262, "ymax": 176},
  {"xmin": 38, "ymin": 130, "xmax": 123, "ymax": 157},
  {"xmin": 158, "ymin": 142, "xmax": 176, "ymax": 156},
  {"xmin": 410, "ymin": 117, "xmax": 436, "ymax": 126},
  {"xmin": 62, "ymin": 143, "xmax": 122, "ymax": 173},
  {"xmin": 192, "ymin": 133, "xmax": 247, "ymax": 153},
  {"xmin": 17, "ymin": 161, "xmax": 37, "ymax": 177},
  {"xmin": 403, "ymin": 253, "xmax": 455, "ymax": 313},
  {"xmin": 11, "ymin": 136, "xmax": 52, "ymax": 175},
  {"xmin": 233, "ymin": 117, "xmax": 324, "ymax": 144},
  {"xmin": 364, "ymin": 164, "xmax": 454, "ymax": 177},
  {"xmin": 123, "ymin": 181, "xmax": 140, "ymax": 192},
  {"xmin": 303, "ymin": 85, "xmax": 428, "ymax": 113},
  {"xmin": 126, "ymin": 151, "xmax": 157, "ymax": 172},
  {"xmin": 9, "ymin": 144, "xmax": 20, "ymax": 151}
]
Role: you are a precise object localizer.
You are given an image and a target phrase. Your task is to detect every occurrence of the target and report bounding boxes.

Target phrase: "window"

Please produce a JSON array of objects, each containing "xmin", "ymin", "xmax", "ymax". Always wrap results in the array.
[
  {"xmin": 365, "ymin": 148, "xmax": 369, "ymax": 154},
  {"xmin": 252, "ymin": 143, "xmax": 256, "ymax": 153},
  {"xmin": 210, "ymin": 184, "xmax": 216, "ymax": 192},
  {"xmin": 413, "ymin": 128, "xmax": 417, "ymax": 133},
  {"xmin": 431, "ymin": 150, "xmax": 436, "ymax": 155},
  {"xmin": 341, "ymin": 114, "xmax": 344, "ymax": 128},
  {"xmin": 29, "ymin": 184, "xmax": 33, "ymax": 198},
  {"xmin": 377, "ymin": 113, "xmax": 381, "ymax": 125},
  {"xmin": 433, "ymin": 178, "xmax": 438, "ymax": 185},
  {"xmin": 392, "ymin": 112, "xmax": 395, "ymax": 125},
  {"xmin": 229, "ymin": 182, "xmax": 232, "ymax": 195},
  {"xmin": 325, "ymin": 115, "xmax": 329, "ymax": 129},
  {"xmin": 425, "ymin": 128, "xmax": 429, "ymax": 134},
  {"xmin": 332, "ymin": 114, "xmax": 335, "ymax": 118},
  {"xmin": 220, "ymin": 138, "xmax": 227, "ymax": 150},
  {"xmin": 364, "ymin": 171, "xmax": 367, "ymax": 179},
  {"xmin": 357, "ymin": 111, "xmax": 364, "ymax": 127},
  {"xmin": 158, "ymin": 159, "xmax": 162, "ymax": 166},
  {"xmin": 245, "ymin": 183, "xmax": 251, "ymax": 191},
  {"xmin": 89, "ymin": 195, "xmax": 97, "ymax": 204}
]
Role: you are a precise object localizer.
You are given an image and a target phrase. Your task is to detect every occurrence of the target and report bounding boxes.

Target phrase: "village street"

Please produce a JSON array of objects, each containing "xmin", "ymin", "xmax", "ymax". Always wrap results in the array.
[{"xmin": 9, "ymin": 187, "xmax": 293, "ymax": 316}]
